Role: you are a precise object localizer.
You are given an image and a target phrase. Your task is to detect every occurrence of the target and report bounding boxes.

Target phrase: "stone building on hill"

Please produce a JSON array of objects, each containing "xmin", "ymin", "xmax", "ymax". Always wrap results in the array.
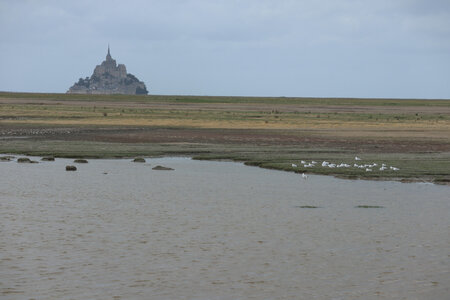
[{"xmin": 67, "ymin": 46, "xmax": 148, "ymax": 95}]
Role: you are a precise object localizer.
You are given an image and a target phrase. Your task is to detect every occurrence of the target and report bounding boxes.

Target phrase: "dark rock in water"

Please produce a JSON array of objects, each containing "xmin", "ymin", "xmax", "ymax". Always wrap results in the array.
[
  {"xmin": 66, "ymin": 165, "xmax": 77, "ymax": 171},
  {"xmin": 152, "ymin": 165, "xmax": 174, "ymax": 171},
  {"xmin": 30, "ymin": 160, "xmax": 39, "ymax": 164},
  {"xmin": 74, "ymin": 159, "xmax": 88, "ymax": 163},
  {"xmin": 0, "ymin": 156, "xmax": 12, "ymax": 161},
  {"xmin": 133, "ymin": 158, "xmax": 146, "ymax": 163},
  {"xmin": 41, "ymin": 157, "xmax": 55, "ymax": 161},
  {"xmin": 355, "ymin": 205, "xmax": 384, "ymax": 208},
  {"xmin": 17, "ymin": 157, "xmax": 32, "ymax": 163}
]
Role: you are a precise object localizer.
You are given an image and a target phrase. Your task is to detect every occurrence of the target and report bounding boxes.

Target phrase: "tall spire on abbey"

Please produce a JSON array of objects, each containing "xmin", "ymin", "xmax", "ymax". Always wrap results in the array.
[
  {"xmin": 106, "ymin": 44, "xmax": 112, "ymax": 61},
  {"xmin": 67, "ymin": 46, "xmax": 148, "ymax": 95}
]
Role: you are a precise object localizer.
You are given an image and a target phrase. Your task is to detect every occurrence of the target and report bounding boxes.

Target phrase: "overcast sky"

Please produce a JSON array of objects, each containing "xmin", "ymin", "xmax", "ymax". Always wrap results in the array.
[{"xmin": 1, "ymin": 0, "xmax": 449, "ymax": 98}]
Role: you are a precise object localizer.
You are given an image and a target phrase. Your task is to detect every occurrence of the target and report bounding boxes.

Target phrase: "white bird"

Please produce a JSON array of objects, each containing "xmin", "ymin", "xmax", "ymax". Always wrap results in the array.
[
  {"xmin": 291, "ymin": 163, "xmax": 297, "ymax": 168},
  {"xmin": 311, "ymin": 161, "xmax": 317, "ymax": 164},
  {"xmin": 301, "ymin": 160, "xmax": 306, "ymax": 164},
  {"xmin": 391, "ymin": 167, "xmax": 399, "ymax": 171},
  {"xmin": 355, "ymin": 156, "xmax": 362, "ymax": 161},
  {"xmin": 302, "ymin": 173, "xmax": 308, "ymax": 179},
  {"xmin": 338, "ymin": 163, "xmax": 350, "ymax": 168},
  {"xmin": 328, "ymin": 164, "xmax": 336, "ymax": 168},
  {"xmin": 379, "ymin": 166, "xmax": 387, "ymax": 171},
  {"xmin": 366, "ymin": 168, "xmax": 372, "ymax": 172},
  {"xmin": 322, "ymin": 161, "xmax": 329, "ymax": 166}
]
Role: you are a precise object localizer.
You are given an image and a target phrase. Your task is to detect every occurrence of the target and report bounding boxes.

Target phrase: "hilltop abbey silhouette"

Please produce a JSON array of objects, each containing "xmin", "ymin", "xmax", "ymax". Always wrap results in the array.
[{"xmin": 67, "ymin": 46, "xmax": 148, "ymax": 95}]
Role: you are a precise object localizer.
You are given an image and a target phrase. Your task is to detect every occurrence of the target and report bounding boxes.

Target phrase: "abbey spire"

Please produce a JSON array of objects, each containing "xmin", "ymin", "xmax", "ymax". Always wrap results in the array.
[{"xmin": 106, "ymin": 44, "xmax": 112, "ymax": 61}]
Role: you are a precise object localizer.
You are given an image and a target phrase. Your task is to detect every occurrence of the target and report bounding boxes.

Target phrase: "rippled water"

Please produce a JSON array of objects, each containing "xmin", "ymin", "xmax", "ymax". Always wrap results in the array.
[{"xmin": 1, "ymin": 157, "xmax": 449, "ymax": 299}]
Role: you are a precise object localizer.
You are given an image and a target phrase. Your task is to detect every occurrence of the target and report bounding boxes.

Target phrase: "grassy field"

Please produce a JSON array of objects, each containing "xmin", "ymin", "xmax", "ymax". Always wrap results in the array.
[
  {"xmin": 1, "ymin": 92, "xmax": 449, "ymax": 184},
  {"xmin": 2, "ymin": 91, "xmax": 450, "ymax": 106}
]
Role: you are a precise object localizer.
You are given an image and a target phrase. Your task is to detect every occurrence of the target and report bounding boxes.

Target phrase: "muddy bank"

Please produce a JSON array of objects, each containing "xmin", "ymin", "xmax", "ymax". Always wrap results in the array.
[{"xmin": 1, "ymin": 126, "xmax": 449, "ymax": 154}]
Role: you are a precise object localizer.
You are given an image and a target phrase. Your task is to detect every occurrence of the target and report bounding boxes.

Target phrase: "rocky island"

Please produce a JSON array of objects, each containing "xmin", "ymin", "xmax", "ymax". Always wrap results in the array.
[{"xmin": 67, "ymin": 46, "xmax": 148, "ymax": 95}]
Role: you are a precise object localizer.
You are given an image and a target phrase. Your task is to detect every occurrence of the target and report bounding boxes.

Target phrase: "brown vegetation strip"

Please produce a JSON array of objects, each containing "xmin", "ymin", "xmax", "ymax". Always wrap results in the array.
[{"xmin": 31, "ymin": 127, "xmax": 447, "ymax": 154}]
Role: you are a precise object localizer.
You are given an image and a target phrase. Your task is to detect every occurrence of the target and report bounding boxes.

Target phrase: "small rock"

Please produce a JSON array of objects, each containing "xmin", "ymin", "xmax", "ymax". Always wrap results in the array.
[
  {"xmin": 66, "ymin": 165, "xmax": 77, "ymax": 171},
  {"xmin": 41, "ymin": 157, "xmax": 55, "ymax": 161},
  {"xmin": 152, "ymin": 165, "xmax": 174, "ymax": 171},
  {"xmin": 355, "ymin": 205, "xmax": 384, "ymax": 208},
  {"xmin": 133, "ymin": 158, "xmax": 146, "ymax": 163},
  {"xmin": 0, "ymin": 157, "xmax": 11, "ymax": 161},
  {"xmin": 74, "ymin": 159, "xmax": 88, "ymax": 163},
  {"xmin": 17, "ymin": 157, "xmax": 32, "ymax": 163}
]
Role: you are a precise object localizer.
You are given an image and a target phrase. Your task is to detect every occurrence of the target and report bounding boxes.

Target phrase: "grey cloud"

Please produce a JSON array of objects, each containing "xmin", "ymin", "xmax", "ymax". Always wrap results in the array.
[{"xmin": 0, "ymin": 0, "xmax": 449, "ymax": 98}]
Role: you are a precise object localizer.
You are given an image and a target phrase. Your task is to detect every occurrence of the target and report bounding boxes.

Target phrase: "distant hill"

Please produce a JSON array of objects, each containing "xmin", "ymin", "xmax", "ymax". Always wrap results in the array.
[{"xmin": 67, "ymin": 46, "xmax": 148, "ymax": 95}]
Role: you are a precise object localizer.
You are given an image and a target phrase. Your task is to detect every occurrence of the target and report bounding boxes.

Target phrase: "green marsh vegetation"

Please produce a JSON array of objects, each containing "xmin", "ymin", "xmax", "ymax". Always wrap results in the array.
[{"xmin": 1, "ymin": 92, "xmax": 449, "ymax": 184}]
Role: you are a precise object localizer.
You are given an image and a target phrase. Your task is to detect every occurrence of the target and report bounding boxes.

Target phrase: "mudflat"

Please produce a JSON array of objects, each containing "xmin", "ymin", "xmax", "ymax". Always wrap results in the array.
[{"xmin": 1, "ymin": 92, "xmax": 449, "ymax": 184}]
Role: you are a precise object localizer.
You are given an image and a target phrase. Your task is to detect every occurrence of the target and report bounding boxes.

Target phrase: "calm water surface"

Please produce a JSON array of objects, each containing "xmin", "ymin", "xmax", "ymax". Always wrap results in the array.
[{"xmin": 1, "ymin": 157, "xmax": 449, "ymax": 299}]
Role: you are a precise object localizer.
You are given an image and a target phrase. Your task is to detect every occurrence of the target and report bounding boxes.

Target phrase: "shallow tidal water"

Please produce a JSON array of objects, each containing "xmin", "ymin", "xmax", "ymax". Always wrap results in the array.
[{"xmin": 1, "ymin": 156, "xmax": 449, "ymax": 299}]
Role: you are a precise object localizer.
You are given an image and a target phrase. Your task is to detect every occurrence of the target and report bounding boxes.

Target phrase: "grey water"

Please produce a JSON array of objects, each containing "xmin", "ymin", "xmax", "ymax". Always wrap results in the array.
[{"xmin": 1, "ymin": 157, "xmax": 449, "ymax": 299}]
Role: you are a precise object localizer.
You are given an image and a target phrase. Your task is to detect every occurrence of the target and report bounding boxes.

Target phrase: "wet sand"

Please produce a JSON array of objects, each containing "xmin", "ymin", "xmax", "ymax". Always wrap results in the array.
[{"xmin": 1, "ymin": 157, "xmax": 449, "ymax": 299}]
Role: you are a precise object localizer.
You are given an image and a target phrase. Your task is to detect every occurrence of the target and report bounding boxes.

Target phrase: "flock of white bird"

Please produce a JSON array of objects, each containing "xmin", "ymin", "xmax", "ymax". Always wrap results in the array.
[{"xmin": 293, "ymin": 156, "xmax": 400, "ymax": 179}]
